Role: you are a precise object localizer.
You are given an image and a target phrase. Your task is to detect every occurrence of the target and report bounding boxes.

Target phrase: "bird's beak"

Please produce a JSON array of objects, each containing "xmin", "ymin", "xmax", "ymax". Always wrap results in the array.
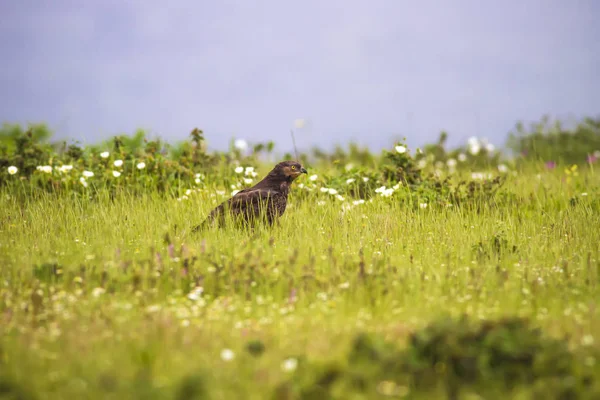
[{"xmin": 301, "ymin": 167, "xmax": 307, "ymax": 174}]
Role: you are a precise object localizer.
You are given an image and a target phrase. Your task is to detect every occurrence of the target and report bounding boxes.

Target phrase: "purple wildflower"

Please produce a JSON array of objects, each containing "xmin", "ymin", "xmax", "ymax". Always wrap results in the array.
[{"xmin": 545, "ymin": 161, "xmax": 556, "ymax": 169}]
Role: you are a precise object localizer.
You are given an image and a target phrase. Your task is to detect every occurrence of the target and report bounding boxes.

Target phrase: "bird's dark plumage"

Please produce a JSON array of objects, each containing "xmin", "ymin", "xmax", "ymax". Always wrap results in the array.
[{"xmin": 193, "ymin": 161, "xmax": 307, "ymax": 231}]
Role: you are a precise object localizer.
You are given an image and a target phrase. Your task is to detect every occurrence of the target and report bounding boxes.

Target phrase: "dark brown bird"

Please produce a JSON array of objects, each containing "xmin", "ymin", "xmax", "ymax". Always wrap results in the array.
[{"xmin": 193, "ymin": 160, "xmax": 307, "ymax": 231}]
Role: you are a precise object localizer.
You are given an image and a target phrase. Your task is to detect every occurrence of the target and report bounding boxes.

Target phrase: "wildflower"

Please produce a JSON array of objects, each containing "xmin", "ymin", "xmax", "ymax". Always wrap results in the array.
[
  {"xmin": 187, "ymin": 287, "xmax": 204, "ymax": 301},
  {"xmin": 446, "ymin": 158, "xmax": 457, "ymax": 168},
  {"xmin": 327, "ymin": 188, "xmax": 338, "ymax": 195},
  {"xmin": 317, "ymin": 200, "xmax": 326, "ymax": 206},
  {"xmin": 587, "ymin": 154, "xmax": 598, "ymax": 164},
  {"xmin": 136, "ymin": 162, "xmax": 146, "ymax": 170},
  {"xmin": 185, "ymin": 189, "xmax": 192, "ymax": 195},
  {"xmin": 381, "ymin": 188, "xmax": 394, "ymax": 197},
  {"xmin": 419, "ymin": 203, "xmax": 428, "ymax": 209},
  {"xmin": 467, "ymin": 137, "xmax": 479, "ymax": 146},
  {"xmin": 195, "ymin": 178, "xmax": 201, "ymax": 184},
  {"xmin": 335, "ymin": 194, "xmax": 345, "ymax": 201},
  {"xmin": 79, "ymin": 177, "xmax": 88, "ymax": 188},
  {"xmin": 235, "ymin": 166, "xmax": 244, "ymax": 174},
  {"xmin": 339, "ymin": 282, "xmax": 350, "ymax": 289},
  {"xmin": 82, "ymin": 170, "xmax": 94, "ymax": 178},
  {"xmin": 346, "ymin": 178, "xmax": 355, "ymax": 184},
  {"xmin": 113, "ymin": 160, "xmax": 124, "ymax": 167},
  {"xmin": 7, "ymin": 166, "xmax": 18, "ymax": 175},
  {"xmin": 486, "ymin": 143, "xmax": 495, "ymax": 152},
  {"xmin": 244, "ymin": 166, "xmax": 254, "ymax": 175},
  {"xmin": 234, "ymin": 139, "xmax": 248, "ymax": 151},
  {"xmin": 345, "ymin": 163, "xmax": 354, "ymax": 171},
  {"xmin": 309, "ymin": 174, "xmax": 318, "ymax": 181},
  {"xmin": 458, "ymin": 153, "xmax": 467, "ymax": 162},
  {"xmin": 243, "ymin": 178, "xmax": 253, "ymax": 184},
  {"xmin": 545, "ymin": 161, "xmax": 556, "ymax": 169},
  {"xmin": 352, "ymin": 199, "xmax": 365, "ymax": 205},
  {"xmin": 498, "ymin": 164, "xmax": 508, "ymax": 173},
  {"xmin": 395, "ymin": 145, "xmax": 407, "ymax": 154},
  {"xmin": 58, "ymin": 165, "xmax": 73, "ymax": 173},
  {"xmin": 375, "ymin": 186, "xmax": 386, "ymax": 193},
  {"xmin": 38, "ymin": 165, "xmax": 52, "ymax": 173},
  {"xmin": 581, "ymin": 192, "xmax": 588, "ymax": 196},
  {"xmin": 469, "ymin": 143, "xmax": 481, "ymax": 155},
  {"xmin": 112, "ymin": 171, "xmax": 121, "ymax": 178},
  {"xmin": 582, "ymin": 335, "xmax": 594, "ymax": 346},
  {"xmin": 91, "ymin": 287, "xmax": 105, "ymax": 297},
  {"xmin": 293, "ymin": 119, "xmax": 306, "ymax": 129},
  {"xmin": 100, "ymin": 151, "xmax": 110, "ymax": 158},
  {"xmin": 220, "ymin": 348, "xmax": 235, "ymax": 361},
  {"xmin": 281, "ymin": 358, "xmax": 298, "ymax": 372},
  {"xmin": 231, "ymin": 190, "xmax": 240, "ymax": 196},
  {"xmin": 362, "ymin": 177, "xmax": 369, "ymax": 182},
  {"xmin": 417, "ymin": 159, "xmax": 427, "ymax": 169}
]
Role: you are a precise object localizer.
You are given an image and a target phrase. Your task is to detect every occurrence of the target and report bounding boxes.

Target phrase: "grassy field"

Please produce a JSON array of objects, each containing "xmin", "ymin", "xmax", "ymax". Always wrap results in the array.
[{"xmin": 1, "ymin": 148, "xmax": 600, "ymax": 398}]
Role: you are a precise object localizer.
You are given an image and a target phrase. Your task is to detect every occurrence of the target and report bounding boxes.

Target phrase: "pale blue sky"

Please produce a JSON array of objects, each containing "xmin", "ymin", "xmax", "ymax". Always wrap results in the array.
[{"xmin": 1, "ymin": 0, "xmax": 598, "ymax": 152}]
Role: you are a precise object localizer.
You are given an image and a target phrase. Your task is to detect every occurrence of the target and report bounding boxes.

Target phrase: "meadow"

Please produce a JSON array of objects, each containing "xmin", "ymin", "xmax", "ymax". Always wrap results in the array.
[{"xmin": 1, "ymin": 119, "xmax": 600, "ymax": 399}]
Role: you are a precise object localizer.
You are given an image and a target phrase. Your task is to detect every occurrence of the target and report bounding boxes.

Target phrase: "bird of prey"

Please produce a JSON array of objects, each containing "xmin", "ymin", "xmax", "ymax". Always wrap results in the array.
[{"xmin": 193, "ymin": 160, "xmax": 307, "ymax": 231}]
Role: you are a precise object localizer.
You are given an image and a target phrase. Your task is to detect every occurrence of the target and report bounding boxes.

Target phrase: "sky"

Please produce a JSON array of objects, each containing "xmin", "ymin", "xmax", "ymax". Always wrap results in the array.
[{"xmin": 1, "ymin": 0, "xmax": 598, "ymax": 153}]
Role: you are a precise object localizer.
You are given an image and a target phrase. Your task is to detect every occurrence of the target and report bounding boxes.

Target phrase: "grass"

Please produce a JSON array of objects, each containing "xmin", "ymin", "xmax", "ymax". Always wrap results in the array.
[{"xmin": 1, "ymin": 164, "xmax": 599, "ymax": 399}]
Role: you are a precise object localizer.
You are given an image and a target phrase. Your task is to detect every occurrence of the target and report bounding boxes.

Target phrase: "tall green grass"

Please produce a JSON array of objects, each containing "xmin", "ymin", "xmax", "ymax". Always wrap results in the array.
[{"xmin": 1, "ymin": 163, "xmax": 599, "ymax": 399}]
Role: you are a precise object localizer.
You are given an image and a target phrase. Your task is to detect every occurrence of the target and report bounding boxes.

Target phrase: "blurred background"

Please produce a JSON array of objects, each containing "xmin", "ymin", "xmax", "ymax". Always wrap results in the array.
[{"xmin": 1, "ymin": 0, "xmax": 598, "ymax": 152}]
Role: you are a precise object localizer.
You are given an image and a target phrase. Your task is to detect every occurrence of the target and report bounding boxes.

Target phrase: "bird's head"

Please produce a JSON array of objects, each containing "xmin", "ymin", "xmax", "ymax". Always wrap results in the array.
[{"xmin": 269, "ymin": 160, "xmax": 307, "ymax": 182}]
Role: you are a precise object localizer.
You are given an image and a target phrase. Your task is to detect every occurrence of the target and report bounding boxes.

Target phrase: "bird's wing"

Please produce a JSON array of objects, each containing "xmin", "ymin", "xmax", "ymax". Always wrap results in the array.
[{"xmin": 225, "ymin": 187, "xmax": 278, "ymax": 212}]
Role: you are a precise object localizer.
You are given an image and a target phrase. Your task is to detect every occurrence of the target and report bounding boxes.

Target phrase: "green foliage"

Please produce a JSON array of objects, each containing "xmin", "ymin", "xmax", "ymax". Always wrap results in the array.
[
  {"xmin": 508, "ymin": 115, "xmax": 600, "ymax": 165},
  {"xmin": 0, "ymin": 116, "xmax": 599, "ymax": 399}
]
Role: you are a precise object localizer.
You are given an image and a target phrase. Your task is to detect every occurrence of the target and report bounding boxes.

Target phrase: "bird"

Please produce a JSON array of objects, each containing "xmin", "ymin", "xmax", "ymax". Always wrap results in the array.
[{"xmin": 193, "ymin": 160, "xmax": 307, "ymax": 231}]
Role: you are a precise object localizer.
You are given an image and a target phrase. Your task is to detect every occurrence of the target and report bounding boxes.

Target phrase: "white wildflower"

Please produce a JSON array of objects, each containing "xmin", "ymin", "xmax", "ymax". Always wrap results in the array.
[
  {"xmin": 235, "ymin": 166, "xmax": 244, "ymax": 174},
  {"xmin": 91, "ymin": 287, "xmax": 105, "ymax": 297},
  {"xmin": 335, "ymin": 194, "xmax": 345, "ymax": 201},
  {"xmin": 345, "ymin": 163, "xmax": 354, "ymax": 171},
  {"xmin": 446, "ymin": 158, "xmax": 457, "ymax": 168},
  {"xmin": 113, "ymin": 160, "xmax": 123, "ymax": 167},
  {"xmin": 581, "ymin": 192, "xmax": 588, "ymax": 196},
  {"xmin": 353, "ymin": 199, "xmax": 365, "ymax": 205},
  {"xmin": 112, "ymin": 171, "xmax": 121, "ymax": 178},
  {"xmin": 293, "ymin": 119, "xmax": 306, "ymax": 129},
  {"xmin": 100, "ymin": 151, "xmax": 110, "ymax": 158},
  {"xmin": 185, "ymin": 189, "xmax": 192, "ymax": 195},
  {"xmin": 309, "ymin": 174, "xmax": 318, "ymax": 181},
  {"xmin": 7, "ymin": 166, "xmax": 18, "ymax": 175},
  {"xmin": 497, "ymin": 164, "xmax": 508, "ymax": 173},
  {"xmin": 231, "ymin": 190, "xmax": 240, "ymax": 196},
  {"xmin": 346, "ymin": 178, "xmax": 355, "ymax": 184},
  {"xmin": 327, "ymin": 188, "xmax": 338, "ymax": 195},
  {"xmin": 234, "ymin": 139, "xmax": 248, "ymax": 151},
  {"xmin": 362, "ymin": 177, "xmax": 369, "ymax": 182},
  {"xmin": 320, "ymin": 187, "xmax": 329, "ymax": 193},
  {"xmin": 82, "ymin": 170, "xmax": 94, "ymax": 178},
  {"xmin": 419, "ymin": 203, "xmax": 428, "ymax": 209},
  {"xmin": 79, "ymin": 177, "xmax": 88, "ymax": 188},
  {"xmin": 220, "ymin": 348, "xmax": 235, "ymax": 361},
  {"xmin": 486, "ymin": 143, "xmax": 495, "ymax": 152},
  {"xmin": 136, "ymin": 162, "xmax": 146, "ymax": 170},
  {"xmin": 467, "ymin": 137, "xmax": 479, "ymax": 147},
  {"xmin": 59, "ymin": 165, "xmax": 73, "ymax": 173},
  {"xmin": 458, "ymin": 153, "xmax": 467, "ymax": 162},
  {"xmin": 38, "ymin": 165, "xmax": 52, "ymax": 173},
  {"xmin": 417, "ymin": 160, "xmax": 427, "ymax": 169},
  {"xmin": 395, "ymin": 145, "xmax": 407, "ymax": 154},
  {"xmin": 244, "ymin": 166, "xmax": 254, "ymax": 175},
  {"xmin": 243, "ymin": 178, "xmax": 253, "ymax": 184},
  {"xmin": 469, "ymin": 144, "xmax": 481, "ymax": 155},
  {"xmin": 281, "ymin": 358, "xmax": 298, "ymax": 372}
]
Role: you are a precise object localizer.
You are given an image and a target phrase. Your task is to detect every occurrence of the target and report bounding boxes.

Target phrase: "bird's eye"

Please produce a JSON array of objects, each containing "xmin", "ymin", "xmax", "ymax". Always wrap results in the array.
[{"xmin": 291, "ymin": 165, "xmax": 296, "ymax": 170}]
